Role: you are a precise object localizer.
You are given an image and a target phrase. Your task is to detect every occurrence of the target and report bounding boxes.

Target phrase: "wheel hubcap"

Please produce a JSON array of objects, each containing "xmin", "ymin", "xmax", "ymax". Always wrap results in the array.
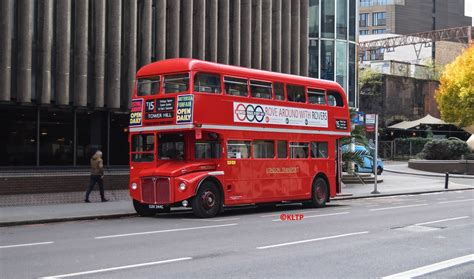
[
  {"xmin": 202, "ymin": 191, "xmax": 216, "ymax": 210},
  {"xmin": 316, "ymin": 184, "xmax": 325, "ymax": 201}
]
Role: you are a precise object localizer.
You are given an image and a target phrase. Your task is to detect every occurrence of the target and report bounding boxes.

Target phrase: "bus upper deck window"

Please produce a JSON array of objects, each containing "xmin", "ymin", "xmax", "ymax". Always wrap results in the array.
[
  {"xmin": 250, "ymin": 80, "xmax": 272, "ymax": 99},
  {"xmin": 327, "ymin": 91, "xmax": 344, "ymax": 107},
  {"xmin": 274, "ymin": 82, "xmax": 284, "ymax": 100},
  {"xmin": 224, "ymin": 77, "xmax": 248, "ymax": 97},
  {"xmin": 194, "ymin": 73, "xmax": 222, "ymax": 93},
  {"xmin": 308, "ymin": 88, "xmax": 326, "ymax": 105},
  {"xmin": 163, "ymin": 73, "xmax": 189, "ymax": 93},
  {"xmin": 137, "ymin": 77, "xmax": 160, "ymax": 96},
  {"xmin": 286, "ymin": 84, "xmax": 306, "ymax": 103}
]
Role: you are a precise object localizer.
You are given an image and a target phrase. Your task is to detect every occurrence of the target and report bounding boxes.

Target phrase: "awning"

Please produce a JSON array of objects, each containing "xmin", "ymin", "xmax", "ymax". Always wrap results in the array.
[{"xmin": 388, "ymin": 114, "xmax": 447, "ymax": 130}]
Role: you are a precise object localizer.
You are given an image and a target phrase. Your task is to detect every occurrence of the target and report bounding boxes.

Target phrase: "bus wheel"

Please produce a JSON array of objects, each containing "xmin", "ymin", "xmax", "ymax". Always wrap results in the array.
[
  {"xmin": 133, "ymin": 200, "xmax": 157, "ymax": 217},
  {"xmin": 311, "ymin": 178, "xmax": 328, "ymax": 208},
  {"xmin": 192, "ymin": 182, "xmax": 221, "ymax": 218}
]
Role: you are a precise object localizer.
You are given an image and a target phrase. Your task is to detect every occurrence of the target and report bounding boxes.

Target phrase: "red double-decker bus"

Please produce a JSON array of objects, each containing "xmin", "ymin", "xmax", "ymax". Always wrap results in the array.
[{"xmin": 129, "ymin": 59, "xmax": 350, "ymax": 218}]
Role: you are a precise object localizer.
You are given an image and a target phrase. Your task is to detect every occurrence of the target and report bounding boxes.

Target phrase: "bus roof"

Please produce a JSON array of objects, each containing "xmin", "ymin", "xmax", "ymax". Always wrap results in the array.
[{"xmin": 137, "ymin": 58, "xmax": 345, "ymax": 92}]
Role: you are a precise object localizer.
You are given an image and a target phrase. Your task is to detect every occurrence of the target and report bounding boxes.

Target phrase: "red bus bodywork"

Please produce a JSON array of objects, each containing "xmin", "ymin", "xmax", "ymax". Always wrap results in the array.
[{"xmin": 129, "ymin": 59, "xmax": 350, "ymax": 217}]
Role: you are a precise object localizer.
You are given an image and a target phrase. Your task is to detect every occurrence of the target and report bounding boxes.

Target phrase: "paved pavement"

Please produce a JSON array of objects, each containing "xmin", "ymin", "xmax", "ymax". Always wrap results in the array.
[{"xmin": 0, "ymin": 161, "xmax": 472, "ymax": 226}]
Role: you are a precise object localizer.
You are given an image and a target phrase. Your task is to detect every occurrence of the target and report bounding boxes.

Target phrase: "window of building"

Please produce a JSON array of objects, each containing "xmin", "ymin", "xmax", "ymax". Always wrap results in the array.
[
  {"xmin": 348, "ymin": 43, "xmax": 356, "ymax": 107},
  {"xmin": 321, "ymin": 40, "xmax": 334, "ymax": 80},
  {"xmin": 137, "ymin": 77, "xmax": 160, "ymax": 96},
  {"xmin": 158, "ymin": 133, "xmax": 184, "ymax": 160},
  {"xmin": 360, "ymin": 0, "xmax": 371, "ymax": 7},
  {"xmin": 309, "ymin": 40, "xmax": 319, "ymax": 78},
  {"xmin": 163, "ymin": 74, "xmax": 189, "ymax": 93},
  {"xmin": 336, "ymin": 0, "xmax": 347, "ymax": 39},
  {"xmin": 290, "ymin": 142, "xmax": 309, "ymax": 158},
  {"xmin": 336, "ymin": 41, "xmax": 347, "ymax": 91},
  {"xmin": 131, "ymin": 134, "xmax": 155, "ymax": 162},
  {"xmin": 253, "ymin": 140, "xmax": 274, "ymax": 159},
  {"xmin": 277, "ymin": 140, "xmax": 287, "ymax": 158},
  {"xmin": 227, "ymin": 140, "xmax": 251, "ymax": 159},
  {"xmin": 286, "ymin": 84, "xmax": 306, "ymax": 103},
  {"xmin": 309, "ymin": 0, "xmax": 319, "ymax": 37},
  {"xmin": 359, "ymin": 13, "xmax": 368, "ymax": 27},
  {"xmin": 308, "ymin": 89, "xmax": 326, "ymax": 105},
  {"xmin": 39, "ymin": 109, "xmax": 74, "ymax": 165},
  {"xmin": 372, "ymin": 12, "xmax": 386, "ymax": 26},
  {"xmin": 360, "ymin": 30, "xmax": 369, "ymax": 35},
  {"xmin": 195, "ymin": 141, "xmax": 221, "ymax": 159},
  {"xmin": 250, "ymin": 80, "xmax": 272, "ymax": 99},
  {"xmin": 194, "ymin": 73, "xmax": 221, "ymax": 93},
  {"xmin": 321, "ymin": 0, "xmax": 335, "ymax": 38},
  {"xmin": 311, "ymin": 142, "xmax": 329, "ymax": 158},
  {"xmin": 274, "ymin": 82, "xmax": 285, "ymax": 100},
  {"xmin": 349, "ymin": 0, "xmax": 356, "ymax": 41},
  {"xmin": 224, "ymin": 77, "xmax": 248, "ymax": 97},
  {"xmin": 372, "ymin": 29, "xmax": 386, "ymax": 34}
]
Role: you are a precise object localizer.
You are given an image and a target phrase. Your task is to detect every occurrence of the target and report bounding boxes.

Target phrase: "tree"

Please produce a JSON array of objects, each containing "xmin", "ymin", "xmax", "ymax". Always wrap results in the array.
[
  {"xmin": 359, "ymin": 68, "xmax": 383, "ymax": 96},
  {"xmin": 435, "ymin": 45, "xmax": 474, "ymax": 127}
]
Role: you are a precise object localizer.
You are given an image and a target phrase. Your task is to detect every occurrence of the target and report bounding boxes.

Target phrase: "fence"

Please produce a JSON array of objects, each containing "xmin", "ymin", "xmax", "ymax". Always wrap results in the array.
[{"xmin": 379, "ymin": 138, "xmax": 430, "ymax": 159}]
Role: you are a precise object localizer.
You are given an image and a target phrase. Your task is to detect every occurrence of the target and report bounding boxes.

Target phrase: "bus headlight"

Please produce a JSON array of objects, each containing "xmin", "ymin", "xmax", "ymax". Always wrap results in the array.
[
  {"xmin": 178, "ymin": 182, "xmax": 187, "ymax": 191},
  {"xmin": 131, "ymin": 182, "xmax": 138, "ymax": 190}
]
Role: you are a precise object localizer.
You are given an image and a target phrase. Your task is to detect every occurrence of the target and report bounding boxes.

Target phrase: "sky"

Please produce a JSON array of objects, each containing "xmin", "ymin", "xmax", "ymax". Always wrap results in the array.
[{"xmin": 466, "ymin": 0, "xmax": 474, "ymax": 25}]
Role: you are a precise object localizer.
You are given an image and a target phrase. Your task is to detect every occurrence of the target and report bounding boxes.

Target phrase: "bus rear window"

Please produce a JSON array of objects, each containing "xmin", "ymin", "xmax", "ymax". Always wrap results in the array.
[
  {"xmin": 158, "ymin": 133, "xmax": 185, "ymax": 160},
  {"xmin": 163, "ymin": 74, "xmax": 189, "ymax": 93},
  {"xmin": 328, "ymin": 91, "xmax": 344, "ymax": 107},
  {"xmin": 311, "ymin": 142, "xmax": 329, "ymax": 158},
  {"xmin": 224, "ymin": 77, "xmax": 248, "ymax": 97},
  {"xmin": 137, "ymin": 77, "xmax": 160, "ymax": 96},
  {"xmin": 194, "ymin": 73, "xmax": 221, "ymax": 93},
  {"xmin": 131, "ymin": 134, "xmax": 155, "ymax": 162}
]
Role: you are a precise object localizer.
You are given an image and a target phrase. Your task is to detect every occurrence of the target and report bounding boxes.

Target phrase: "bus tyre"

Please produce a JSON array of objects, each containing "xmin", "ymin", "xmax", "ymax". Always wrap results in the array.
[
  {"xmin": 133, "ymin": 200, "xmax": 157, "ymax": 217},
  {"xmin": 192, "ymin": 182, "xmax": 222, "ymax": 218},
  {"xmin": 311, "ymin": 178, "xmax": 328, "ymax": 208}
]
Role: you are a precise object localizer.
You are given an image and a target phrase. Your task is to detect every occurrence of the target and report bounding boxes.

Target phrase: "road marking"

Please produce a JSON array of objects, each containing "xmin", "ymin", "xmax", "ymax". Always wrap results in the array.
[
  {"xmin": 256, "ymin": 231, "xmax": 369, "ymax": 250},
  {"xmin": 414, "ymin": 216, "xmax": 470, "ymax": 226},
  {"xmin": 40, "ymin": 257, "xmax": 192, "ymax": 278},
  {"xmin": 382, "ymin": 254, "xmax": 474, "ymax": 279},
  {"xmin": 272, "ymin": 211, "xmax": 350, "ymax": 222},
  {"xmin": 369, "ymin": 204, "xmax": 428, "ymax": 212},
  {"xmin": 95, "ymin": 223, "xmax": 238, "ymax": 239},
  {"xmin": 0, "ymin": 241, "xmax": 54, "ymax": 249},
  {"xmin": 439, "ymin": 198, "xmax": 474, "ymax": 204},
  {"xmin": 365, "ymin": 204, "xmax": 379, "ymax": 208},
  {"xmin": 181, "ymin": 217, "xmax": 240, "ymax": 222}
]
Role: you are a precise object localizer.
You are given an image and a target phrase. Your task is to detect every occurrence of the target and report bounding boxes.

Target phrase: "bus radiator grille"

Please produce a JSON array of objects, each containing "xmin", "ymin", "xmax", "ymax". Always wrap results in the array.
[{"xmin": 155, "ymin": 178, "xmax": 171, "ymax": 204}]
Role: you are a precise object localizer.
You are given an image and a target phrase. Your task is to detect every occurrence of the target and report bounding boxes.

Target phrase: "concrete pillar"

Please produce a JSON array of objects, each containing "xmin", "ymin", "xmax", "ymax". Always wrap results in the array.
[
  {"xmin": 194, "ymin": 0, "xmax": 206, "ymax": 60},
  {"xmin": 0, "ymin": 0, "xmax": 13, "ymax": 101},
  {"xmin": 17, "ymin": 0, "xmax": 34, "ymax": 103},
  {"xmin": 155, "ymin": 0, "xmax": 166, "ymax": 61},
  {"xmin": 241, "ymin": 0, "xmax": 252, "ymax": 67},
  {"xmin": 299, "ymin": 0, "xmax": 309, "ymax": 76},
  {"xmin": 106, "ymin": 0, "xmax": 122, "ymax": 109},
  {"xmin": 252, "ymin": 0, "xmax": 262, "ymax": 69},
  {"xmin": 56, "ymin": 0, "xmax": 71, "ymax": 105},
  {"xmin": 271, "ymin": 0, "xmax": 281, "ymax": 72},
  {"xmin": 139, "ymin": 0, "xmax": 152, "ymax": 66},
  {"xmin": 182, "ymin": 0, "xmax": 193, "ymax": 58},
  {"xmin": 93, "ymin": 0, "xmax": 106, "ymax": 108},
  {"xmin": 232, "ymin": 0, "xmax": 241, "ymax": 66},
  {"xmin": 208, "ymin": 0, "xmax": 218, "ymax": 62},
  {"xmin": 124, "ymin": 0, "xmax": 137, "ymax": 108},
  {"xmin": 167, "ymin": 0, "xmax": 180, "ymax": 58},
  {"xmin": 261, "ymin": 0, "xmax": 272, "ymax": 71},
  {"xmin": 218, "ymin": 0, "xmax": 229, "ymax": 64},
  {"xmin": 73, "ymin": 0, "xmax": 88, "ymax": 107},
  {"xmin": 281, "ymin": 0, "xmax": 291, "ymax": 74},
  {"xmin": 39, "ymin": 0, "xmax": 53, "ymax": 104},
  {"xmin": 290, "ymin": 0, "xmax": 300, "ymax": 75}
]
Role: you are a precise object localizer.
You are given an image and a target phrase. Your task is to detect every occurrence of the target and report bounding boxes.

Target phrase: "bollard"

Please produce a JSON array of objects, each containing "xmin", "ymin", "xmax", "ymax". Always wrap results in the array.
[{"xmin": 444, "ymin": 172, "xmax": 449, "ymax": 189}]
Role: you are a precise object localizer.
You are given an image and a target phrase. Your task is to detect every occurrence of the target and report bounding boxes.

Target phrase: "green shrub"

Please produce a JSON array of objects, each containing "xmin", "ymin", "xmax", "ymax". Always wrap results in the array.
[{"xmin": 419, "ymin": 139, "xmax": 470, "ymax": 160}]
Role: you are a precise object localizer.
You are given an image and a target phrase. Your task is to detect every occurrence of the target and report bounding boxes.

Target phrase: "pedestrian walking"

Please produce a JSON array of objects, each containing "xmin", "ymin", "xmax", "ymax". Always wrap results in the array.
[{"xmin": 85, "ymin": 150, "xmax": 108, "ymax": 202}]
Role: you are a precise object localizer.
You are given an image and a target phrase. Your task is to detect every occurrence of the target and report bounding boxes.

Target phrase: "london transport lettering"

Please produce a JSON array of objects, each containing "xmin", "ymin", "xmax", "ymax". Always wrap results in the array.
[
  {"xmin": 266, "ymin": 167, "xmax": 299, "ymax": 174},
  {"xmin": 233, "ymin": 102, "xmax": 328, "ymax": 128},
  {"xmin": 129, "ymin": 99, "xmax": 143, "ymax": 126}
]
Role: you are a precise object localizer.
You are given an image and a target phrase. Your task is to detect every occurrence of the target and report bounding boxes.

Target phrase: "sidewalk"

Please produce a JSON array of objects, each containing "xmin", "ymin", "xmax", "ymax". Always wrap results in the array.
[{"xmin": 1, "ymin": 162, "xmax": 473, "ymax": 227}]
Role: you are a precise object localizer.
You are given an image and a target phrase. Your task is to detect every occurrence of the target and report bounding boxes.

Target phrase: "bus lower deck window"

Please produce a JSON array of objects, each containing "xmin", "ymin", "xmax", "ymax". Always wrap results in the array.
[
  {"xmin": 195, "ymin": 141, "xmax": 221, "ymax": 159},
  {"xmin": 158, "ymin": 133, "xmax": 185, "ymax": 160},
  {"xmin": 290, "ymin": 142, "xmax": 309, "ymax": 158},
  {"xmin": 277, "ymin": 140, "xmax": 287, "ymax": 158},
  {"xmin": 131, "ymin": 134, "xmax": 155, "ymax": 162},
  {"xmin": 253, "ymin": 140, "xmax": 274, "ymax": 158},
  {"xmin": 311, "ymin": 142, "xmax": 329, "ymax": 158},
  {"xmin": 227, "ymin": 140, "xmax": 251, "ymax": 159}
]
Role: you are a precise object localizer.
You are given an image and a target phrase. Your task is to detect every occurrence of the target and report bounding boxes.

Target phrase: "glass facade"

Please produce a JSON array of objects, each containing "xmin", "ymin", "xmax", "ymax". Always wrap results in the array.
[{"xmin": 308, "ymin": 0, "xmax": 358, "ymax": 108}]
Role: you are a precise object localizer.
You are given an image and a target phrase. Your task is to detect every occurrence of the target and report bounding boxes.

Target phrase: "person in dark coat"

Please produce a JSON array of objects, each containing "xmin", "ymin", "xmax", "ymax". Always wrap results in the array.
[{"xmin": 85, "ymin": 150, "xmax": 108, "ymax": 202}]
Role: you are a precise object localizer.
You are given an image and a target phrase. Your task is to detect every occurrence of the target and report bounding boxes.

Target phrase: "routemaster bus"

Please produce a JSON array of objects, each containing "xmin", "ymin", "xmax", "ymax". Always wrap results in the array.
[{"xmin": 128, "ymin": 58, "xmax": 350, "ymax": 218}]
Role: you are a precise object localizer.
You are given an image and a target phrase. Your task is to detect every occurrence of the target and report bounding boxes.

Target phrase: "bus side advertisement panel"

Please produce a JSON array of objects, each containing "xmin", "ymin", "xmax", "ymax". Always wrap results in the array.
[{"xmin": 233, "ymin": 102, "xmax": 328, "ymax": 128}]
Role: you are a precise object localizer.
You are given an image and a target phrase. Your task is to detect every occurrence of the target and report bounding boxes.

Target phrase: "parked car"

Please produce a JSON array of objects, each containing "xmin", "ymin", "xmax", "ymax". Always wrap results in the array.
[{"xmin": 342, "ymin": 144, "xmax": 384, "ymax": 175}]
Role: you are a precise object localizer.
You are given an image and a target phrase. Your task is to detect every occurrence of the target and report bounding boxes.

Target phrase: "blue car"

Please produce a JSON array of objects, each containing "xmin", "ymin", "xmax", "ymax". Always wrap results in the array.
[{"xmin": 342, "ymin": 145, "xmax": 384, "ymax": 175}]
